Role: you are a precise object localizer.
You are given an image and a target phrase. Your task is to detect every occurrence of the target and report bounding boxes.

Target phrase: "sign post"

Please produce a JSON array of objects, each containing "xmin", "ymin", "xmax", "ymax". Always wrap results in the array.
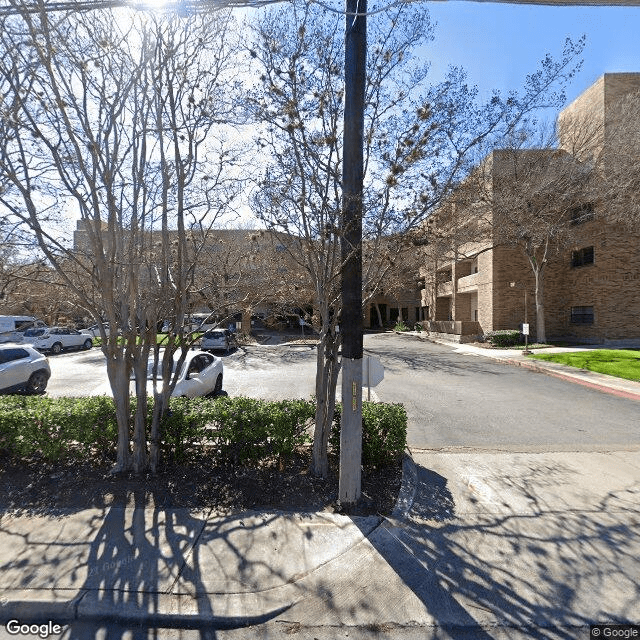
[{"xmin": 362, "ymin": 354, "xmax": 384, "ymax": 401}]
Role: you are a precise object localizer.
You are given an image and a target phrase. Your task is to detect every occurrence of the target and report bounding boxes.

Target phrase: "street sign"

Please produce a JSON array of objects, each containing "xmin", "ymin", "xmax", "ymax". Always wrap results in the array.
[
  {"xmin": 522, "ymin": 323, "xmax": 530, "ymax": 336},
  {"xmin": 363, "ymin": 354, "xmax": 384, "ymax": 387}
]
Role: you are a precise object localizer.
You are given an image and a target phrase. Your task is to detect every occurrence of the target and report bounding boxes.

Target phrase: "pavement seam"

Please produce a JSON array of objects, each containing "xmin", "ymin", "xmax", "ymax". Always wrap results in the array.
[{"xmin": 166, "ymin": 505, "xmax": 215, "ymax": 596}]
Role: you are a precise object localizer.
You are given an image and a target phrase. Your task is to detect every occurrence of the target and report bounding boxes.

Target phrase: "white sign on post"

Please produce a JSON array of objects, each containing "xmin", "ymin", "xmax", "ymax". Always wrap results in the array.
[
  {"xmin": 522, "ymin": 323, "xmax": 530, "ymax": 336},
  {"xmin": 363, "ymin": 355, "xmax": 384, "ymax": 401}
]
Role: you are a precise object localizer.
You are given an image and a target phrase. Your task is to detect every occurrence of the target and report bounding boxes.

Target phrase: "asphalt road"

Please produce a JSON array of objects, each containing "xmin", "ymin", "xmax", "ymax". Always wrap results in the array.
[
  {"xmin": 45, "ymin": 335, "xmax": 640, "ymax": 451},
  {"xmin": 365, "ymin": 333, "xmax": 640, "ymax": 451}
]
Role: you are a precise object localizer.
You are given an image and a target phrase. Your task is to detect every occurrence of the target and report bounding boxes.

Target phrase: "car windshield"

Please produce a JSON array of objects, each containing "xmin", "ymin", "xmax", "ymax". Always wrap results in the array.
[
  {"xmin": 141, "ymin": 355, "xmax": 188, "ymax": 380},
  {"xmin": 23, "ymin": 328, "xmax": 45, "ymax": 337}
]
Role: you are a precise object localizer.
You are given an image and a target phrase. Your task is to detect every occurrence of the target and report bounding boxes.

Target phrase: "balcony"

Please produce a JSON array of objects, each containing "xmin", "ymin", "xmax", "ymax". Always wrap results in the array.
[
  {"xmin": 437, "ymin": 281, "xmax": 453, "ymax": 296},
  {"xmin": 457, "ymin": 272, "xmax": 479, "ymax": 293},
  {"xmin": 420, "ymin": 320, "xmax": 482, "ymax": 343}
]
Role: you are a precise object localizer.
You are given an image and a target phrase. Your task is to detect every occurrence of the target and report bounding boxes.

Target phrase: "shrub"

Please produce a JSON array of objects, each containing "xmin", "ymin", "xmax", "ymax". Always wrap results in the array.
[
  {"xmin": 0, "ymin": 395, "xmax": 408, "ymax": 469},
  {"xmin": 484, "ymin": 330, "xmax": 522, "ymax": 347},
  {"xmin": 330, "ymin": 401, "xmax": 407, "ymax": 466},
  {"xmin": 208, "ymin": 396, "xmax": 314, "ymax": 464},
  {"xmin": 394, "ymin": 320, "xmax": 409, "ymax": 332},
  {"xmin": 0, "ymin": 395, "xmax": 118, "ymax": 461}
]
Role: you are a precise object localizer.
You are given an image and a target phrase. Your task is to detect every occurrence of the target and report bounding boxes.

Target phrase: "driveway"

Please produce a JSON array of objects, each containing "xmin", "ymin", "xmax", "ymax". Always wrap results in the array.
[
  {"xmin": 45, "ymin": 334, "xmax": 640, "ymax": 452},
  {"xmin": 365, "ymin": 333, "xmax": 640, "ymax": 450},
  {"xmin": 45, "ymin": 344, "xmax": 319, "ymax": 401}
]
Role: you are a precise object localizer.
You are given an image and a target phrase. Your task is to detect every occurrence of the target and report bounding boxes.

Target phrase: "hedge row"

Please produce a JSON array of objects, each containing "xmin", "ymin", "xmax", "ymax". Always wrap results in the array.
[
  {"xmin": 483, "ymin": 330, "xmax": 523, "ymax": 347},
  {"xmin": 330, "ymin": 402, "xmax": 408, "ymax": 466},
  {"xmin": 0, "ymin": 395, "xmax": 407, "ymax": 466}
]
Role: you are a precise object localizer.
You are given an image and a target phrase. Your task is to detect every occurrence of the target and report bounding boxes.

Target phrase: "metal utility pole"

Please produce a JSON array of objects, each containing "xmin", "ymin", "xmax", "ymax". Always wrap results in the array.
[{"xmin": 339, "ymin": 0, "xmax": 366, "ymax": 507}]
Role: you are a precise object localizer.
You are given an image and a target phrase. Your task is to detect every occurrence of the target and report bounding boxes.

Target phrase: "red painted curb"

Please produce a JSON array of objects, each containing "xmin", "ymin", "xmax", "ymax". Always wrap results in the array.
[{"xmin": 506, "ymin": 359, "xmax": 640, "ymax": 402}]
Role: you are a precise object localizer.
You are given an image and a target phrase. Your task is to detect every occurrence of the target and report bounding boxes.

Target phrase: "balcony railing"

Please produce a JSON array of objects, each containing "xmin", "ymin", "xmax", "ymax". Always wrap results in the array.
[{"xmin": 457, "ymin": 272, "xmax": 479, "ymax": 292}]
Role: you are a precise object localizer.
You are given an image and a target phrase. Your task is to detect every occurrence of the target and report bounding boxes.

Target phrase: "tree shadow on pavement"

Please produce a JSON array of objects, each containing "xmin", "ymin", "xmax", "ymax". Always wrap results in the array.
[
  {"xmin": 0, "ymin": 488, "xmax": 305, "ymax": 639},
  {"xmin": 361, "ymin": 462, "xmax": 640, "ymax": 639},
  {"xmin": 0, "ymin": 488, "xmax": 383, "ymax": 639},
  {"xmin": 364, "ymin": 342, "xmax": 506, "ymax": 377}
]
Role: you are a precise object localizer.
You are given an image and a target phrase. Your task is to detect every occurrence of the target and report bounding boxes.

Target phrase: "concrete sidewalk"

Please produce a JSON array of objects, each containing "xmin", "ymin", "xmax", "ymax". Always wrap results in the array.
[{"xmin": 1, "ymin": 447, "xmax": 639, "ymax": 638}]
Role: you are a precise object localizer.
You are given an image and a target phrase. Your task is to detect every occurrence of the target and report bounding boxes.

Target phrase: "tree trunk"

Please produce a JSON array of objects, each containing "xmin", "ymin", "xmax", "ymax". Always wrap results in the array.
[
  {"xmin": 374, "ymin": 303, "xmax": 383, "ymax": 328},
  {"xmin": 105, "ymin": 355, "xmax": 131, "ymax": 473},
  {"xmin": 312, "ymin": 327, "xmax": 340, "ymax": 477},
  {"xmin": 533, "ymin": 266, "xmax": 546, "ymax": 344}
]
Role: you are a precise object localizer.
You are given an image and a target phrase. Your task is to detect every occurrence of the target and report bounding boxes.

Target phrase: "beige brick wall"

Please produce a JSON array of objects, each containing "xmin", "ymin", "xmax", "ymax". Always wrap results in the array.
[
  {"xmin": 477, "ymin": 250, "xmax": 493, "ymax": 334},
  {"xmin": 418, "ymin": 73, "xmax": 640, "ymax": 343},
  {"xmin": 559, "ymin": 73, "xmax": 640, "ymax": 162}
]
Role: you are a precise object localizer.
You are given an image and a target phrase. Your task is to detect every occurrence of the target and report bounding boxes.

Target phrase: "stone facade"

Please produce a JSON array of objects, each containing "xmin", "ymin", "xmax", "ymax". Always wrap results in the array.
[{"xmin": 421, "ymin": 73, "xmax": 640, "ymax": 345}]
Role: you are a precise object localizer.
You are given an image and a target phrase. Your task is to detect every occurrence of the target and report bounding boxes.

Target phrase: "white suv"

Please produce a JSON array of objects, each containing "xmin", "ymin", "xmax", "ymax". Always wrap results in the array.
[
  {"xmin": 0, "ymin": 344, "xmax": 51, "ymax": 394},
  {"xmin": 27, "ymin": 326, "xmax": 94, "ymax": 355}
]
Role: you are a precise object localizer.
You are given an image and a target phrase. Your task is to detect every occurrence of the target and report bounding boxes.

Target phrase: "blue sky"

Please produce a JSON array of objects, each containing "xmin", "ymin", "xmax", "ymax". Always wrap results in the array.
[{"xmin": 423, "ymin": 2, "xmax": 640, "ymax": 110}]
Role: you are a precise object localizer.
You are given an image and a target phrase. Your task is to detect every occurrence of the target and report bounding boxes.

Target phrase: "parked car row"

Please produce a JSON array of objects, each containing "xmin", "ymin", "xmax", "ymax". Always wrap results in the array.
[
  {"xmin": 1, "ymin": 314, "xmax": 234, "ymax": 396},
  {"xmin": 0, "ymin": 341, "xmax": 224, "ymax": 399}
]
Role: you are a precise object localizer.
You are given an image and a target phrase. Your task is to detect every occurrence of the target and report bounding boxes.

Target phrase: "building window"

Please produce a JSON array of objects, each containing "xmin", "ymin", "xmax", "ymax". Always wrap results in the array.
[
  {"xmin": 570, "ymin": 203, "xmax": 595, "ymax": 225},
  {"xmin": 571, "ymin": 306, "xmax": 594, "ymax": 324},
  {"xmin": 571, "ymin": 246, "xmax": 594, "ymax": 268}
]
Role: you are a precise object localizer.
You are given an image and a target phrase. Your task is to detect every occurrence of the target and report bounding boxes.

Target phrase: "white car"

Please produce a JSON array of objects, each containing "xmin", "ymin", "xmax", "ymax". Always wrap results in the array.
[
  {"xmin": 141, "ymin": 350, "xmax": 223, "ymax": 398},
  {"xmin": 0, "ymin": 344, "xmax": 51, "ymax": 394},
  {"xmin": 28, "ymin": 326, "xmax": 94, "ymax": 355}
]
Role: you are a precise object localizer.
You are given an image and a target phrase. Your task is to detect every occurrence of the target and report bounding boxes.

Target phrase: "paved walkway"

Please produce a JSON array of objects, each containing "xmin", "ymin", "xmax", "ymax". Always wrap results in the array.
[{"xmin": 1, "ymin": 338, "xmax": 639, "ymax": 638}]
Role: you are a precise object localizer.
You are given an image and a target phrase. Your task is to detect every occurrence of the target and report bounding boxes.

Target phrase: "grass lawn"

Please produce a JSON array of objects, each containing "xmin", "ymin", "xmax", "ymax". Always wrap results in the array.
[{"xmin": 530, "ymin": 349, "xmax": 640, "ymax": 382}]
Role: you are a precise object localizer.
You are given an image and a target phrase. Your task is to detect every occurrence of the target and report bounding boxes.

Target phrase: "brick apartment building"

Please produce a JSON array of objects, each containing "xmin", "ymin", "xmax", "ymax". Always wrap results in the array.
[{"xmin": 419, "ymin": 73, "xmax": 640, "ymax": 345}]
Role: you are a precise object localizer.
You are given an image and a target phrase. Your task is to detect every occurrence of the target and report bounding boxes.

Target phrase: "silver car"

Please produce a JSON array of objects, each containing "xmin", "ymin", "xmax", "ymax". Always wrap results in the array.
[
  {"xmin": 0, "ymin": 344, "xmax": 51, "ymax": 394},
  {"xmin": 200, "ymin": 328, "xmax": 234, "ymax": 353}
]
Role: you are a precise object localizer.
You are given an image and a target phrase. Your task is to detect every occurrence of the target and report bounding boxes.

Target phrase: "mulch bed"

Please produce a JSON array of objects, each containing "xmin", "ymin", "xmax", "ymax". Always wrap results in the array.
[{"xmin": 0, "ymin": 448, "xmax": 402, "ymax": 517}]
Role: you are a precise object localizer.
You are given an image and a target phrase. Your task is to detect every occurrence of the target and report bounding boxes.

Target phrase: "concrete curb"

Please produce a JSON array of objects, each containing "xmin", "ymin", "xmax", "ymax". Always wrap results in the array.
[
  {"xmin": 501, "ymin": 356, "xmax": 640, "ymax": 401},
  {"xmin": 391, "ymin": 331, "xmax": 640, "ymax": 402},
  {"xmin": 391, "ymin": 453, "xmax": 418, "ymax": 520}
]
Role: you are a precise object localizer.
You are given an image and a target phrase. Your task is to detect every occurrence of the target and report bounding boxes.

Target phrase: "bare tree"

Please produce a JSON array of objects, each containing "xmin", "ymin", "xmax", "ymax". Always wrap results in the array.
[
  {"xmin": 0, "ymin": 5, "xmax": 244, "ymax": 473},
  {"xmin": 247, "ymin": 1, "xmax": 436, "ymax": 477},
  {"xmin": 247, "ymin": 1, "xmax": 585, "ymax": 477}
]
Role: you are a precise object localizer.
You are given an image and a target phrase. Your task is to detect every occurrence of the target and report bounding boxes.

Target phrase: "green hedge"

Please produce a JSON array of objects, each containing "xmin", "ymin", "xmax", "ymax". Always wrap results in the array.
[
  {"xmin": 0, "ymin": 395, "xmax": 119, "ymax": 461},
  {"xmin": 161, "ymin": 396, "xmax": 315, "ymax": 463},
  {"xmin": 0, "ymin": 395, "xmax": 406, "ymax": 468},
  {"xmin": 330, "ymin": 401, "xmax": 407, "ymax": 466},
  {"xmin": 483, "ymin": 330, "xmax": 522, "ymax": 347}
]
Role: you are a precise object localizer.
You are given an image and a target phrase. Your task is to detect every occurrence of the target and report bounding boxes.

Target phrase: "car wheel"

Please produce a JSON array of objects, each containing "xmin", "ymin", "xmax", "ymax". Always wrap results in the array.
[
  {"xmin": 51, "ymin": 342, "xmax": 62, "ymax": 355},
  {"xmin": 214, "ymin": 373, "xmax": 223, "ymax": 394},
  {"xmin": 26, "ymin": 371, "xmax": 48, "ymax": 394},
  {"xmin": 83, "ymin": 338, "xmax": 93, "ymax": 350}
]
